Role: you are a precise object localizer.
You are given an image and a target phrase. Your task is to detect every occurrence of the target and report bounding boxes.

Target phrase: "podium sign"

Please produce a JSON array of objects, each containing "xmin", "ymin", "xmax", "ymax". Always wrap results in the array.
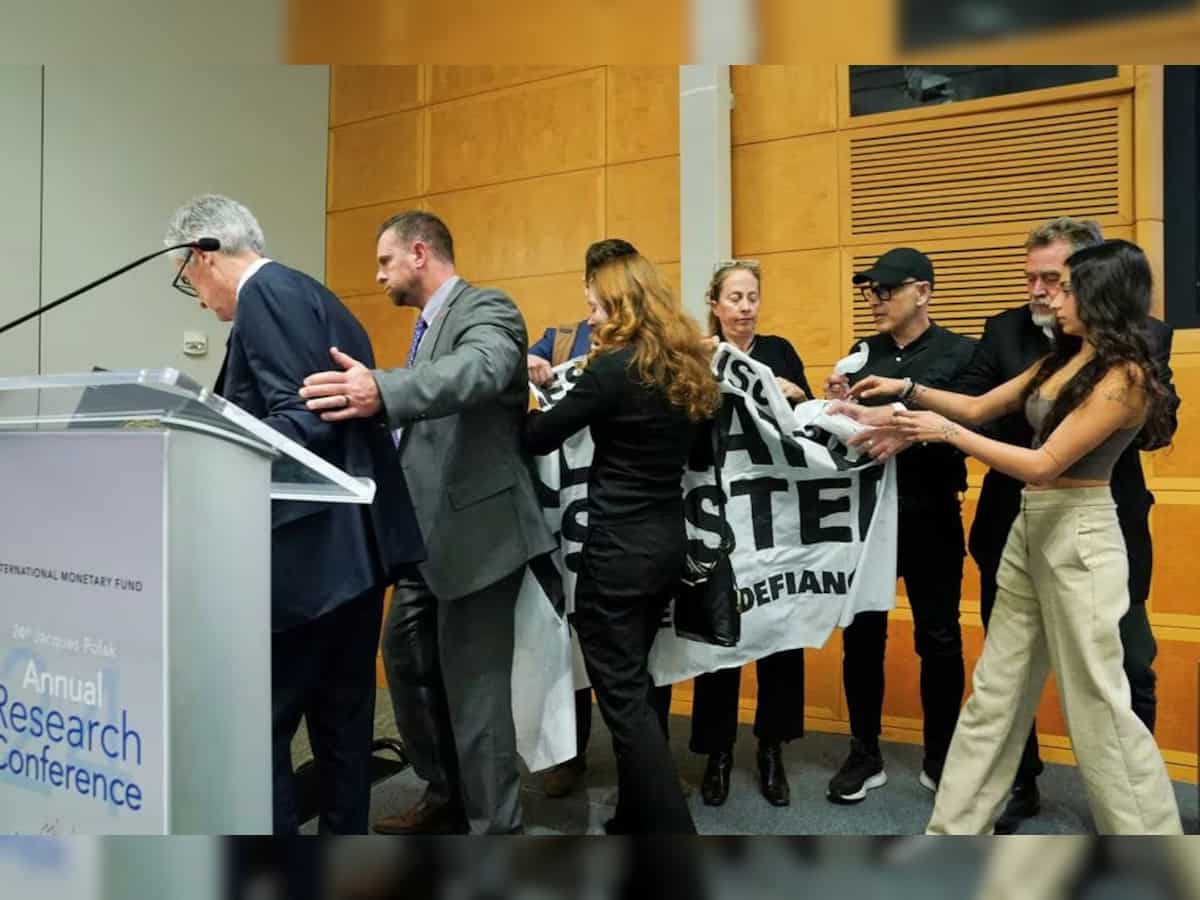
[
  {"xmin": 1, "ymin": 432, "xmax": 167, "ymax": 833},
  {"xmin": 0, "ymin": 368, "xmax": 376, "ymax": 833},
  {"xmin": 0, "ymin": 838, "xmax": 99, "ymax": 897}
]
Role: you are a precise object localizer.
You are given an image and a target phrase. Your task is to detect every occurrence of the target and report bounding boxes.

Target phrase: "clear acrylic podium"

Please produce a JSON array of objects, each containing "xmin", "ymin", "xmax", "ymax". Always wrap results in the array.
[{"xmin": 0, "ymin": 369, "xmax": 373, "ymax": 834}]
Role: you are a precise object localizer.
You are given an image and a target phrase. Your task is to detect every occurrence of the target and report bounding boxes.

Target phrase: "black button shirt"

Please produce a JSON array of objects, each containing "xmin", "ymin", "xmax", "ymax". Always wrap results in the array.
[{"xmin": 845, "ymin": 322, "xmax": 976, "ymax": 504}]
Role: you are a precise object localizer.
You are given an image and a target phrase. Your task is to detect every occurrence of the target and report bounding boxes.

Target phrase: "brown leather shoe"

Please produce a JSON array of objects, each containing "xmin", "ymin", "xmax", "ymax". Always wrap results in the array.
[
  {"xmin": 372, "ymin": 796, "xmax": 468, "ymax": 834},
  {"xmin": 542, "ymin": 755, "xmax": 587, "ymax": 798}
]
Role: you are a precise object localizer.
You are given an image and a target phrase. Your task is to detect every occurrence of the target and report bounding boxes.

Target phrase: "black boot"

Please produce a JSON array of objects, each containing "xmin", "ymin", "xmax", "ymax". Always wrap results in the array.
[
  {"xmin": 994, "ymin": 777, "xmax": 1040, "ymax": 834},
  {"xmin": 757, "ymin": 741, "xmax": 790, "ymax": 806},
  {"xmin": 700, "ymin": 751, "xmax": 733, "ymax": 806}
]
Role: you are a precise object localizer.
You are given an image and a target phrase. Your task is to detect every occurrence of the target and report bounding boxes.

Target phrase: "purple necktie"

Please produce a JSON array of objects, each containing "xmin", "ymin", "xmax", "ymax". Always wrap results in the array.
[{"xmin": 406, "ymin": 316, "xmax": 429, "ymax": 368}]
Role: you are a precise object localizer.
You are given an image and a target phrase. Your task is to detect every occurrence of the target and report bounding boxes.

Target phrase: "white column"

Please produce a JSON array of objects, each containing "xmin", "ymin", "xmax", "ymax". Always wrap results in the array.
[{"xmin": 678, "ymin": 65, "xmax": 732, "ymax": 324}]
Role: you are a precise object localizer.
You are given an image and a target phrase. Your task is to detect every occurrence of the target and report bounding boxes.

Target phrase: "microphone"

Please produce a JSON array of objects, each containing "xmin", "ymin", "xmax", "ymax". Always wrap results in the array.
[{"xmin": 0, "ymin": 238, "xmax": 222, "ymax": 336}]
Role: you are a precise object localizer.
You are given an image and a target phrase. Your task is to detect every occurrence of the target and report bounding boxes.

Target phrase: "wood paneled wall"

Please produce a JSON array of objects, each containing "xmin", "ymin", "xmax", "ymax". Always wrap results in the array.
[
  {"xmin": 327, "ymin": 65, "xmax": 1197, "ymax": 784},
  {"xmin": 326, "ymin": 66, "xmax": 680, "ymax": 371}
]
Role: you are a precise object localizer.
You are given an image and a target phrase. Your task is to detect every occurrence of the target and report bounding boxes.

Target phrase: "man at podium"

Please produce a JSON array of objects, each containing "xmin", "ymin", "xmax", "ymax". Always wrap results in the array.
[{"xmin": 164, "ymin": 194, "xmax": 426, "ymax": 834}]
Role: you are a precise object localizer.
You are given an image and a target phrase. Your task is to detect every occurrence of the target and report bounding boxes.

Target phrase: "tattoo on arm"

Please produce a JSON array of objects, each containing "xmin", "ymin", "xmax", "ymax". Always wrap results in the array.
[{"xmin": 941, "ymin": 421, "xmax": 959, "ymax": 441}]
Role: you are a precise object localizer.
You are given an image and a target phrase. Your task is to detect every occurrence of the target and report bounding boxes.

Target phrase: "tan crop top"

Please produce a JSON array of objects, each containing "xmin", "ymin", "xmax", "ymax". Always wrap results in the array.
[{"xmin": 1025, "ymin": 392, "xmax": 1139, "ymax": 481}]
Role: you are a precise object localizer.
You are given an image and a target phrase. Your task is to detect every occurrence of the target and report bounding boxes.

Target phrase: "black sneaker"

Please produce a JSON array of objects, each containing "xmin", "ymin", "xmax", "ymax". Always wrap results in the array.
[
  {"xmin": 827, "ymin": 738, "xmax": 887, "ymax": 804},
  {"xmin": 994, "ymin": 778, "xmax": 1040, "ymax": 834}
]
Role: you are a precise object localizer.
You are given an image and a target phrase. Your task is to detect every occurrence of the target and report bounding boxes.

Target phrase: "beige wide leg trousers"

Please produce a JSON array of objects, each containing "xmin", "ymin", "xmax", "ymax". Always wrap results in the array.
[{"xmin": 927, "ymin": 487, "xmax": 1181, "ymax": 835}]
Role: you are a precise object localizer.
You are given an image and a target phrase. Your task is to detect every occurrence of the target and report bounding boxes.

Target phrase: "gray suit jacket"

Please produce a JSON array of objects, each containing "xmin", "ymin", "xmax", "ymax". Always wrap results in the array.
[{"xmin": 374, "ymin": 278, "xmax": 556, "ymax": 600}]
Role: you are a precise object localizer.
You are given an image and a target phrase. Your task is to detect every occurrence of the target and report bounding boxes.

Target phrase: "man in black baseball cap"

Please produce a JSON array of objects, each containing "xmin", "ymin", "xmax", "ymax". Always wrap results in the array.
[
  {"xmin": 850, "ymin": 248, "xmax": 936, "ymax": 343},
  {"xmin": 852, "ymin": 247, "xmax": 935, "ymax": 290},
  {"xmin": 823, "ymin": 246, "xmax": 976, "ymax": 807}
]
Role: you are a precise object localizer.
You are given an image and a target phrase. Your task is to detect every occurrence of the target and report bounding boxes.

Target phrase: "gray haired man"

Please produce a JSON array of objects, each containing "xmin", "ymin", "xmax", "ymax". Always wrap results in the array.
[{"xmin": 946, "ymin": 216, "xmax": 1179, "ymax": 832}]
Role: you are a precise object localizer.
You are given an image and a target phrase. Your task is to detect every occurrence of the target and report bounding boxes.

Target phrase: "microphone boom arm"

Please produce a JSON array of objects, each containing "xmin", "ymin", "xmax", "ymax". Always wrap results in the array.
[{"xmin": 0, "ymin": 239, "xmax": 218, "ymax": 336}]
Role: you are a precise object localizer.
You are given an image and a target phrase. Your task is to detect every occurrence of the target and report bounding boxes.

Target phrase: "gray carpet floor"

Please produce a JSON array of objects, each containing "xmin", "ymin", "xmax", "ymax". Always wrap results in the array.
[{"xmin": 293, "ymin": 689, "xmax": 1199, "ymax": 836}]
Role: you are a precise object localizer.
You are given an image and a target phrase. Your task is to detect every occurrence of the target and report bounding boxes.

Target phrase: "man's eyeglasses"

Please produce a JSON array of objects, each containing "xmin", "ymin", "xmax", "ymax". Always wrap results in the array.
[
  {"xmin": 172, "ymin": 250, "xmax": 198, "ymax": 298},
  {"xmin": 858, "ymin": 279, "xmax": 924, "ymax": 303}
]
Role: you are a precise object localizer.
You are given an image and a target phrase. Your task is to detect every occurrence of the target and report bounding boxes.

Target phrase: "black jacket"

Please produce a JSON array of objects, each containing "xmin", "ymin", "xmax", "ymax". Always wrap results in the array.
[
  {"xmin": 219, "ymin": 261, "xmax": 425, "ymax": 631},
  {"xmin": 955, "ymin": 306, "xmax": 1179, "ymax": 603}
]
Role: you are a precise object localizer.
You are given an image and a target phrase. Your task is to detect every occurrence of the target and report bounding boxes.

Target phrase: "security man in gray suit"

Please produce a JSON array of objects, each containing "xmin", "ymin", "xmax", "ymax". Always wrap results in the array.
[{"xmin": 300, "ymin": 210, "xmax": 556, "ymax": 834}]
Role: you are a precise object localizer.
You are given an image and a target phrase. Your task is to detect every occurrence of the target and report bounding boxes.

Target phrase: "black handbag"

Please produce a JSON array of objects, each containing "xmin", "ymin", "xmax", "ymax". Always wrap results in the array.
[{"xmin": 673, "ymin": 423, "xmax": 740, "ymax": 647}]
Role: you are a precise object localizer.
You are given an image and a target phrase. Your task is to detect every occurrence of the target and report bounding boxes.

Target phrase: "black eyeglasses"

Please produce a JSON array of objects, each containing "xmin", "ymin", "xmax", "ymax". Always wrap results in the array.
[
  {"xmin": 858, "ymin": 279, "xmax": 924, "ymax": 303},
  {"xmin": 172, "ymin": 249, "xmax": 198, "ymax": 298}
]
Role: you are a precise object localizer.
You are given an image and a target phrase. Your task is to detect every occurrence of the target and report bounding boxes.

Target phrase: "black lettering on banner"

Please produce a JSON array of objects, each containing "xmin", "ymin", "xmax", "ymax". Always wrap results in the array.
[
  {"xmin": 797, "ymin": 477, "xmax": 853, "ymax": 544},
  {"xmin": 729, "ymin": 477, "xmax": 789, "ymax": 550},
  {"xmin": 528, "ymin": 553, "xmax": 566, "ymax": 618},
  {"xmin": 683, "ymin": 484, "xmax": 732, "ymax": 565},
  {"xmin": 777, "ymin": 432, "xmax": 807, "ymax": 468},
  {"xmin": 725, "ymin": 356, "xmax": 754, "ymax": 393},
  {"xmin": 561, "ymin": 498, "xmax": 589, "ymax": 573},
  {"xmin": 721, "ymin": 396, "xmax": 773, "ymax": 466},
  {"xmin": 767, "ymin": 572, "xmax": 786, "ymax": 602},
  {"xmin": 543, "ymin": 363, "xmax": 586, "ymax": 405},
  {"xmin": 559, "ymin": 452, "xmax": 590, "ymax": 491},
  {"xmin": 822, "ymin": 571, "xmax": 847, "ymax": 594},
  {"xmin": 798, "ymin": 570, "xmax": 822, "ymax": 594},
  {"xmin": 857, "ymin": 464, "xmax": 884, "ymax": 540}
]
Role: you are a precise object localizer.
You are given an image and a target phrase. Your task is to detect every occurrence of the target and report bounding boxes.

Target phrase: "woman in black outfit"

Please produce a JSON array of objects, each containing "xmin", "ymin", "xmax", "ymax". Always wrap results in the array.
[
  {"xmin": 522, "ymin": 253, "xmax": 720, "ymax": 834},
  {"xmin": 691, "ymin": 260, "xmax": 812, "ymax": 808}
]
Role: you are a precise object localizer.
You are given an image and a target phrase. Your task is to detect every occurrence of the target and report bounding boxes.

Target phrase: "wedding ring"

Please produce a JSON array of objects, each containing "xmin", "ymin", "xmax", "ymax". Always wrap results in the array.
[{"xmin": 343, "ymin": 394, "xmax": 351, "ymax": 408}]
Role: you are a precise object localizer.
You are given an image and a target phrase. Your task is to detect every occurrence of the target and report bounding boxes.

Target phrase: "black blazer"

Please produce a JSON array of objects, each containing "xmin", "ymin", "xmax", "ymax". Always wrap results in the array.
[
  {"xmin": 955, "ymin": 306, "xmax": 1179, "ymax": 603},
  {"xmin": 219, "ymin": 262, "xmax": 425, "ymax": 631}
]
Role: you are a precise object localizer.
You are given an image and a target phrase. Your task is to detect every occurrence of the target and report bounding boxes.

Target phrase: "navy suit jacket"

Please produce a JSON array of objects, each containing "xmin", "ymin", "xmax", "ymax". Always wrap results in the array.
[
  {"xmin": 955, "ymin": 306, "xmax": 1179, "ymax": 603},
  {"xmin": 218, "ymin": 261, "xmax": 425, "ymax": 631},
  {"xmin": 529, "ymin": 320, "xmax": 592, "ymax": 363}
]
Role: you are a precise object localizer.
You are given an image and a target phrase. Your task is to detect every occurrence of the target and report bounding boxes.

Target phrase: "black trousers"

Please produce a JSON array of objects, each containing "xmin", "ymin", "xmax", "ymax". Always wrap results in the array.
[
  {"xmin": 689, "ymin": 648, "xmax": 805, "ymax": 754},
  {"xmin": 271, "ymin": 586, "xmax": 384, "ymax": 834},
  {"xmin": 572, "ymin": 682, "xmax": 672, "ymax": 758},
  {"xmin": 978, "ymin": 560, "xmax": 1159, "ymax": 783},
  {"xmin": 843, "ymin": 497, "xmax": 965, "ymax": 777},
  {"xmin": 573, "ymin": 515, "xmax": 695, "ymax": 834}
]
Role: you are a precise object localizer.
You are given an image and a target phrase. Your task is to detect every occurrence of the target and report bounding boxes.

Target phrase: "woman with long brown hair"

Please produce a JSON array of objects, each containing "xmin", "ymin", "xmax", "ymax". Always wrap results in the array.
[
  {"xmin": 844, "ymin": 239, "xmax": 1182, "ymax": 834},
  {"xmin": 523, "ymin": 253, "xmax": 720, "ymax": 834}
]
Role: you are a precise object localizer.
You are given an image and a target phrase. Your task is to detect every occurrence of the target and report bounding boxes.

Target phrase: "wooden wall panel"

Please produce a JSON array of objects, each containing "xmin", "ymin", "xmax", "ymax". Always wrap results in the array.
[
  {"xmin": 425, "ymin": 169, "xmax": 604, "ymax": 282},
  {"xmin": 882, "ymin": 614, "xmax": 931, "ymax": 724},
  {"xmin": 805, "ymin": 637, "xmax": 845, "ymax": 721},
  {"xmin": 341, "ymin": 293, "xmax": 417, "ymax": 370},
  {"xmin": 731, "ymin": 65, "xmax": 839, "ymax": 146},
  {"xmin": 477, "ymin": 271, "xmax": 586, "ymax": 349},
  {"xmin": 428, "ymin": 66, "xmax": 588, "ymax": 103},
  {"xmin": 1148, "ymin": 360, "xmax": 1200, "ymax": 479},
  {"xmin": 840, "ymin": 95, "xmax": 1133, "ymax": 245},
  {"xmin": 330, "ymin": 65, "xmax": 423, "ymax": 126},
  {"xmin": 427, "ymin": 69, "xmax": 605, "ymax": 193},
  {"xmin": 328, "ymin": 110, "xmax": 423, "ymax": 211},
  {"xmin": 732, "ymin": 133, "xmax": 840, "ymax": 255},
  {"xmin": 327, "ymin": 200, "xmax": 419, "ymax": 297},
  {"xmin": 606, "ymin": 66, "xmax": 679, "ymax": 165},
  {"xmin": 751, "ymin": 248, "xmax": 842, "ymax": 368},
  {"xmin": 960, "ymin": 498, "xmax": 982, "ymax": 614},
  {"xmin": 1152, "ymin": 637, "xmax": 1199, "ymax": 756},
  {"xmin": 605, "ymin": 156, "xmax": 680, "ymax": 265},
  {"xmin": 1149, "ymin": 504, "xmax": 1200, "ymax": 620}
]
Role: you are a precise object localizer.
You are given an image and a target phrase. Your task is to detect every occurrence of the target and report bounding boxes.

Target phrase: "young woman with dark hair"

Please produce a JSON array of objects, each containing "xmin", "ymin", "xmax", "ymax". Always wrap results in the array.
[{"xmin": 845, "ymin": 239, "xmax": 1182, "ymax": 834}]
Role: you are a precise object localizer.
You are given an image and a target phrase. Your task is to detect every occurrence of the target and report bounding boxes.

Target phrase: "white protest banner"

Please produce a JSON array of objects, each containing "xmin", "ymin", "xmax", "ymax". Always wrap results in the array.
[
  {"xmin": 512, "ymin": 345, "xmax": 897, "ymax": 771},
  {"xmin": 0, "ymin": 432, "xmax": 166, "ymax": 834}
]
